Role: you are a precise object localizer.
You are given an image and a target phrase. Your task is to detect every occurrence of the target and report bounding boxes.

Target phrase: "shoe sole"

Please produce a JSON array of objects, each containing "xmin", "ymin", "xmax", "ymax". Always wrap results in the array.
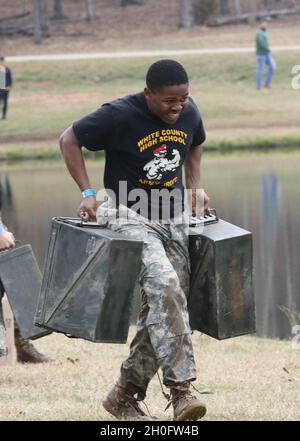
[
  {"xmin": 174, "ymin": 402, "xmax": 207, "ymax": 421},
  {"xmin": 102, "ymin": 398, "xmax": 153, "ymax": 421},
  {"xmin": 102, "ymin": 398, "xmax": 120, "ymax": 419}
]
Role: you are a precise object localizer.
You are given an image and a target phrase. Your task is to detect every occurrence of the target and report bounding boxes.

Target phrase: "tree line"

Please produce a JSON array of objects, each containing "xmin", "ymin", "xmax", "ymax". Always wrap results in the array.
[{"xmin": 1, "ymin": 0, "xmax": 300, "ymax": 44}]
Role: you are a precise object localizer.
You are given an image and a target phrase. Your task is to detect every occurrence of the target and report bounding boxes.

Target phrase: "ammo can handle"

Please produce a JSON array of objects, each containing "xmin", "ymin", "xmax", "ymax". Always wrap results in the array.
[{"xmin": 189, "ymin": 208, "xmax": 219, "ymax": 227}]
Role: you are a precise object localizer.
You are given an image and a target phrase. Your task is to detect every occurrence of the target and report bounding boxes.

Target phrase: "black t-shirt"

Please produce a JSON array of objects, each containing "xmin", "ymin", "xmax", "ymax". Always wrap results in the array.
[
  {"xmin": 5, "ymin": 68, "xmax": 12, "ymax": 88},
  {"xmin": 73, "ymin": 92, "xmax": 206, "ymax": 220}
]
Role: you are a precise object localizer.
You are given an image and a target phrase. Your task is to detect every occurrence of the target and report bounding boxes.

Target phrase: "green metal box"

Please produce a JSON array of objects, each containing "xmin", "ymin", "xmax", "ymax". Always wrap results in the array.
[
  {"xmin": 35, "ymin": 218, "xmax": 143, "ymax": 343},
  {"xmin": 188, "ymin": 219, "xmax": 255, "ymax": 339}
]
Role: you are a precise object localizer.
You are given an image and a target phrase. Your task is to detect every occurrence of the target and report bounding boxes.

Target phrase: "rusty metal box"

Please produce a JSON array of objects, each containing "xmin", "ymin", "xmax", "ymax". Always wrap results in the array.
[
  {"xmin": 188, "ymin": 219, "xmax": 255, "ymax": 339},
  {"xmin": 35, "ymin": 217, "xmax": 143, "ymax": 343}
]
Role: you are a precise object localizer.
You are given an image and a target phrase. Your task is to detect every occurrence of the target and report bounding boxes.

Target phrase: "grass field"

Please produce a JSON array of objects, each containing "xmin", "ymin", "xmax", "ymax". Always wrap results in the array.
[
  {"xmin": 0, "ymin": 13, "xmax": 300, "ymax": 422},
  {"xmin": 0, "ymin": 329, "xmax": 299, "ymax": 421},
  {"xmin": 1, "ymin": 10, "xmax": 300, "ymax": 160},
  {"xmin": 0, "ymin": 50, "xmax": 299, "ymax": 161}
]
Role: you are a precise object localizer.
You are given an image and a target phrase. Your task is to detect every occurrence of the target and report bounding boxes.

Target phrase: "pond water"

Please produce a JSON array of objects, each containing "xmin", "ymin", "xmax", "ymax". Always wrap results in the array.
[{"xmin": 0, "ymin": 152, "xmax": 299, "ymax": 339}]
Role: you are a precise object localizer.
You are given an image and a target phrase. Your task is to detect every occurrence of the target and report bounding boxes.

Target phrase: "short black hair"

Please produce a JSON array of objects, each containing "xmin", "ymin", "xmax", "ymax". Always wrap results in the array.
[
  {"xmin": 0, "ymin": 56, "xmax": 4, "ymax": 61},
  {"xmin": 146, "ymin": 59, "xmax": 189, "ymax": 90}
]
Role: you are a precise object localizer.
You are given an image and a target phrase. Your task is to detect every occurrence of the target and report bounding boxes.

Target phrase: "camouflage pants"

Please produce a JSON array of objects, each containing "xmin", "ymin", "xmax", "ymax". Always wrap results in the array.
[{"xmin": 99, "ymin": 205, "xmax": 196, "ymax": 398}]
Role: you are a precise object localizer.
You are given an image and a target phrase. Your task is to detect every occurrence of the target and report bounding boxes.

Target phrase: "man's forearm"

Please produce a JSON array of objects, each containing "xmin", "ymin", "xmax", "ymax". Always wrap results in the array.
[
  {"xmin": 59, "ymin": 126, "xmax": 91, "ymax": 191},
  {"xmin": 184, "ymin": 144, "xmax": 203, "ymax": 190},
  {"xmin": 184, "ymin": 144, "xmax": 210, "ymax": 216}
]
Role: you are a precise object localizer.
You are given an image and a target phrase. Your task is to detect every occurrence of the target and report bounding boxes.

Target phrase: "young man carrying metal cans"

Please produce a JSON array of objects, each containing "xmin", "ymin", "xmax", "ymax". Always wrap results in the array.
[{"xmin": 60, "ymin": 59, "xmax": 209, "ymax": 421}]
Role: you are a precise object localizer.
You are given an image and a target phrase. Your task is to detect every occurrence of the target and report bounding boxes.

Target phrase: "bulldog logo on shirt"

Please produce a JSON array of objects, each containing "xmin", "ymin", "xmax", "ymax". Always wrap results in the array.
[{"xmin": 143, "ymin": 144, "xmax": 180, "ymax": 180}]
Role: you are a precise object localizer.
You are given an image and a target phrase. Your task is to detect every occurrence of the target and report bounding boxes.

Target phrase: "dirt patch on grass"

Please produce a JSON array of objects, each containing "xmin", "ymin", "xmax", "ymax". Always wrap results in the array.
[
  {"xmin": 0, "ymin": 132, "xmax": 58, "ymax": 146},
  {"xmin": 24, "ymin": 80, "xmax": 60, "ymax": 89},
  {"xmin": 10, "ymin": 91, "xmax": 93, "ymax": 104}
]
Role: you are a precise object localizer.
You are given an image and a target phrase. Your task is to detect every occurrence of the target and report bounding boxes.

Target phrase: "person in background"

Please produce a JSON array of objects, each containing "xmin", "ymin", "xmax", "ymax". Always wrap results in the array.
[
  {"xmin": 0, "ymin": 215, "xmax": 54, "ymax": 363},
  {"xmin": 0, "ymin": 55, "xmax": 13, "ymax": 120},
  {"xmin": 255, "ymin": 21, "xmax": 276, "ymax": 90}
]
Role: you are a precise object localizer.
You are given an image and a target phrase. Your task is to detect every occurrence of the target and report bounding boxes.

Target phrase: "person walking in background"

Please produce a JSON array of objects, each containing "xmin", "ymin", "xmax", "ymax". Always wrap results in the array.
[
  {"xmin": 0, "ymin": 56, "xmax": 13, "ymax": 120},
  {"xmin": 255, "ymin": 21, "xmax": 276, "ymax": 90},
  {"xmin": 0, "ymin": 214, "xmax": 54, "ymax": 363}
]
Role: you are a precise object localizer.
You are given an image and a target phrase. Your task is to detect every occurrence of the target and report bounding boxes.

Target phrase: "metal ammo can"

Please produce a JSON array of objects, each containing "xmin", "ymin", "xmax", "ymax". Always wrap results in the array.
[
  {"xmin": 34, "ymin": 217, "xmax": 143, "ymax": 343},
  {"xmin": 0, "ymin": 245, "xmax": 51, "ymax": 340},
  {"xmin": 188, "ymin": 212, "xmax": 256, "ymax": 340}
]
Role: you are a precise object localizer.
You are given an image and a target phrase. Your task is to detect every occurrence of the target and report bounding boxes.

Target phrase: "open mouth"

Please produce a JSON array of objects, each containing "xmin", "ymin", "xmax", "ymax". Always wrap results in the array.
[{"xmin": 167, "ymin": 112, "xmax": 180, "ymax": 121}]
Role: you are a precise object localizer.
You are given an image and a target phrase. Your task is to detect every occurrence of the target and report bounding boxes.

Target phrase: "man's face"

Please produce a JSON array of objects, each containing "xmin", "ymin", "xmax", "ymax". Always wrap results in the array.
[
  {"xmin": 144, "ymin": 83, "xmax": 189, "ymax": 125},
  {"xmin": 260, "ymin": 21, "xmax": 268, "ymax": 30}
]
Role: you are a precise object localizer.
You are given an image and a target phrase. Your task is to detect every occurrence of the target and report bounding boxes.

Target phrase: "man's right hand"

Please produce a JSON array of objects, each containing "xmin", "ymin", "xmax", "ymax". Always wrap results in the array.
[
  {"xmin": 78, "ymin": 196, "xmax": 97, "ymax": 221},
  {"xmin": 0, "ymin": 231, "xmax": 15, "ymax": 250}
]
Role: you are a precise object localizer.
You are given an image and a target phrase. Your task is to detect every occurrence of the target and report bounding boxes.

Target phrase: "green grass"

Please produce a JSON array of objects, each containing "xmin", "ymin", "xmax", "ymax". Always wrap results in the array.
[
  {"xmin": 1, "ymin": 136, "xmax": 299, "ymax": 163},
  {"xmin": 12, "ymin": 52, "xmax": 298, "ymax": 93},
  {"xmin": 205, "ymin": 135, "xmax": 300, "ymax": 153},
  {"xmin": 0, "ymin": 140, "xmax": 104, "ymax": 162},
  {"xmin": 0, "ymin": 51, "xmax": 299, "ymax": 159},
  {"xmin": 1, "ymin": 330, "xmax": 299, "ymax": 421},
  {"xmin": 13, "ymin": 58, "xmax": 148, "ymax": 93}
]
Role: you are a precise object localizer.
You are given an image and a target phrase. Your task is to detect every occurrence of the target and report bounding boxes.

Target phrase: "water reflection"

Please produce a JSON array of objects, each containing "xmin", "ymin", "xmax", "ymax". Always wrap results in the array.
[
  {"xmin": 259, "ymin": 173, "xmax": 284, "ymax": 338},
  {"xmin": 0, "ymin": 176, "xmax": 18, "ymax": 235},
  {"xmin": 258, "ymin": 172, "xmax": 299, "ymax": 338},
  {"xmin": 0, "ymin": 155, "xmax": 299, "ymax": 339}
]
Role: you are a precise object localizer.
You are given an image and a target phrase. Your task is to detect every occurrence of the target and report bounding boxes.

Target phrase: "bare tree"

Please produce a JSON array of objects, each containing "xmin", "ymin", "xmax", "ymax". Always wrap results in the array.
[
  {"xmin": 40, "ymin": 0, "xmax": 50, "ymax": 34},
  {"xmin": 33, "ymin": 0, "xmax": 50, "ymax": 44},
  {"xmin": 85, "ymin": 0, "xmax": 95, "ymax": 21},
  {"xmin": 121, "ymin": 0, "xmax": 144, "ymax": 5},
  {"xmin": 234, "ymin": 0, "xmax": 241, "ymax": 15},
  {"xmin": 52, "ymin": 0, "xmax": 64, "ymax": 20},
  {"xmin": 220, "ymin": 0, "xmax": 230, "ymax": 15},
  {"xmin": 179, "ymin": 0, "xmax": 195, "ymax": 28},
  {"xmin": 33, "ymin": 0, "xmax": 43, "ymax": 44}
]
